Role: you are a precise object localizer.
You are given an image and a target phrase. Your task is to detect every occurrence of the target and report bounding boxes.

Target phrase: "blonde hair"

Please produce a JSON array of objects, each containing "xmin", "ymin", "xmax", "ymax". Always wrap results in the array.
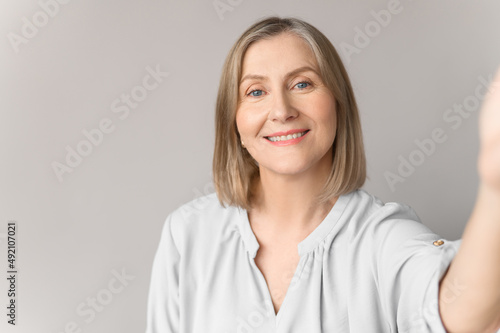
[{"xmin": 213, "ymin": 16, "xmax": 366, "ymax": 211}]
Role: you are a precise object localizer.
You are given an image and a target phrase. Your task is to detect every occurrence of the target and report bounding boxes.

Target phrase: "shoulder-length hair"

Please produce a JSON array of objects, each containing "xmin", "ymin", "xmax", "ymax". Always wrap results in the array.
[{"xmin": 213, "ymin": 16, "xmax": 366, "ymax": 211}]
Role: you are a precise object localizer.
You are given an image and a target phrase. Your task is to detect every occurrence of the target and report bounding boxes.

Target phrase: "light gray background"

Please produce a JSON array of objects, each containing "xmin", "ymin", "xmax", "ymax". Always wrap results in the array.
[{"xmin": 1, "ymin": 0, "xmax": 499, "ymax": 332}]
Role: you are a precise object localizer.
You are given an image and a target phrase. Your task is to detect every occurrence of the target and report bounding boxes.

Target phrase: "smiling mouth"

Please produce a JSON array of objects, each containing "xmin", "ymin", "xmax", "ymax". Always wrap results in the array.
[{"xmin": 265, "ymin": 130, "xmax": 310, "ymax": 142}]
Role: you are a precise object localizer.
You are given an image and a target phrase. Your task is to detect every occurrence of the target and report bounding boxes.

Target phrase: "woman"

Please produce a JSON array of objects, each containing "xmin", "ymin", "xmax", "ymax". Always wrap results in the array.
[{"xmin": 146, "ymin": 16, "xmax": 500, "ymax": 332}]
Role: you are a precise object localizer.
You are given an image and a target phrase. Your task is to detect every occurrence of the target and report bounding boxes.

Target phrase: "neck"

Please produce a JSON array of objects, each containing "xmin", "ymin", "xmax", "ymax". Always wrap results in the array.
[{"xmin": 249, "ymin": 150, "xmax": 337, "ymax": 234}]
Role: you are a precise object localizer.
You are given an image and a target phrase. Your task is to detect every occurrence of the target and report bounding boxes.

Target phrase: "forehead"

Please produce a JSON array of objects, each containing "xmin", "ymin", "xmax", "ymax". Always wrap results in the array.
[{"xmin": 240, "ymin": 33, "xmax": 319, "ymax": 76}]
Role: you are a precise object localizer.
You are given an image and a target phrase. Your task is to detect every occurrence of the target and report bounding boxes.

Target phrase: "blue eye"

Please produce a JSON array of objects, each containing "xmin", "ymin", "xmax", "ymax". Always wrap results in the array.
[
  {"xmin": 246, "ymin": 81, "xmax": 311, "ymax": 97},
  {"xmin": 248, "ymin": 89, "xmax": 263, "ymax": 97},
  {"xmin": 295, "ymin": 81, "xmax": 310, "ymax": 89}
]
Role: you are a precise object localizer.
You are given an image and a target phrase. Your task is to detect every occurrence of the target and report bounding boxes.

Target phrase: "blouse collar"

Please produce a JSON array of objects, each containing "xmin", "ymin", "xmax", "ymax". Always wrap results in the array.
[{"xmin": 236, "ymin": 190, "xmax": 355, "ymax": 258}]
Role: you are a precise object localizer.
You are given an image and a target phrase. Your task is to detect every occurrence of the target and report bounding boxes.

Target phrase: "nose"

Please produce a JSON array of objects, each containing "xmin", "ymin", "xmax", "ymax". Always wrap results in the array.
[{"xmin": 267, "ymin": 87, "xmax": 299, "ymax": 123}]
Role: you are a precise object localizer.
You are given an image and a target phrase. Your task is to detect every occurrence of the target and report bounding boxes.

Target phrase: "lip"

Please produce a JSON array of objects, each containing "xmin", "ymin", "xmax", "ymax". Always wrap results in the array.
[
  {"xmin": 264, "ymin": 129, "xmax": 310, "ymax": 146},
  {"xmin": 265, "ymin": 128, "xmax": 309, "ymax": 137}
]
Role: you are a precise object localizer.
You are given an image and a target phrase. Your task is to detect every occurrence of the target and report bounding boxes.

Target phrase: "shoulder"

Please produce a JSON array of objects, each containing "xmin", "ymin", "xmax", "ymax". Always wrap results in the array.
[
  {"xmin": 163, "ymin": 192, "xmax": 240, "ymax": 252},
  {"xmin": 345, "ymin": 189, "xmax": 432, "ymax": 242},
  {"xmin": 170, "ymin": 192, "xmax": 226, "ymax": 218},
  {"xmin": 343, "ymin": 190, "xmax": 454, "ymax": 280},
  {"xmin": 348, "ymin": 188, "xmax": 420, "ymax": 222}
]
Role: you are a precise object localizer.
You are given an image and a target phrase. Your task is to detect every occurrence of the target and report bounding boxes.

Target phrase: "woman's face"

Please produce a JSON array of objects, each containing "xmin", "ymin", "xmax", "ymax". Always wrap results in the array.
[{"xmin": 236, "ymin": 33, "xmax": 337, "ymax": 177}]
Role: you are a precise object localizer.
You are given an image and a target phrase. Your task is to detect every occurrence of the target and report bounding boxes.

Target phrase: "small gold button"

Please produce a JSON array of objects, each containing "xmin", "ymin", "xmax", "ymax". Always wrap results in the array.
[{"xmin": 433, "ymin": 240, "xmax": 444, "ymax": 246}]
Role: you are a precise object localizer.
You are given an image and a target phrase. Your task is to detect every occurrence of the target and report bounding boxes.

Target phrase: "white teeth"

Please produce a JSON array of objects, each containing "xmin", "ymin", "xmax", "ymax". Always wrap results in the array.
[{"xmin": 267, "ymin": 131, "xmax": 307, "ymax": 142}]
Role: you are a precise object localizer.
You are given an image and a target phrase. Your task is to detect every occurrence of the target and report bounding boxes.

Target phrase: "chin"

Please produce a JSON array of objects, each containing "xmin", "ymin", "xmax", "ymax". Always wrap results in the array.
[{"xmin": 261, "ymin": 161, "xmax": 311, "ymax": 176}]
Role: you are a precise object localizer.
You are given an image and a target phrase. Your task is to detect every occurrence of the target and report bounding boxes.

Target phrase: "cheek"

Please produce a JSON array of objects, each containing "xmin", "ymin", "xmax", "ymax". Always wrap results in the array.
[
  {"xmin": 236, "ymin": 107, "xmax": 261, "ymax": 137},
  {"xmin": 316, "ymin": 99, "xmax": 337, "ymax": 134},
  {"xmin": 235, "ymin": 110, "xmax": 249, "ymax": 136}
]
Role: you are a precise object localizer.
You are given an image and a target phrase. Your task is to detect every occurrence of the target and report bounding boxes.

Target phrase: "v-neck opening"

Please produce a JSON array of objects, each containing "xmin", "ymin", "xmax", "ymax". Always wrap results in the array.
[{"xmin": 235, "ymin": 190, "xmax": 355, "ymax": 325}]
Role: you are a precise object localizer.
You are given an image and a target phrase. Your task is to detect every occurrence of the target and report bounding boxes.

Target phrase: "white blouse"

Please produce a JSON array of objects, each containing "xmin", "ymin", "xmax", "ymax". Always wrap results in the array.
[{"xmin": 145, "ymin": 188, "xmax": 465, "ymax": 332}]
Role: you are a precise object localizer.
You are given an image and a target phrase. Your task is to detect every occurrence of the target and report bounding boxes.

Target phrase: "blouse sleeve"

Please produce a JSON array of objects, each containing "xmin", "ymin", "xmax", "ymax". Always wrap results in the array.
[
  {"xmin": 372, "ymin": 202, "xmax": 463, "ymax": 333},
  {"xmin": 145, "ymin": 212, "xmax": 181, "ymax": 333}
]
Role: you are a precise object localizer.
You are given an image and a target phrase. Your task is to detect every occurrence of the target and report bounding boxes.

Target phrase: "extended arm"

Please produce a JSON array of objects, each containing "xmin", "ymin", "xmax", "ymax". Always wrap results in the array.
[{"xmin": 439, "ymin": 68, "xmax": 500, "ymax": 333}]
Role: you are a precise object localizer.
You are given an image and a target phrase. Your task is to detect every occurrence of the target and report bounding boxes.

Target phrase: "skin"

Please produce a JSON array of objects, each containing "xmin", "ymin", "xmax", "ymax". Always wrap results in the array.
[
  {"xmin": 235, "ymin": 32, "xmax": 339, "ymax": 314},
  {"xmin": 236, "ymin": 32, "xmax": 338, "ymax": 233},
  {"xmin": 438, "ymin": 68, "xmax": 500, "ymax": 332},
  {"xmin": 235, "ymin": 32, "xmax": 500, "ymax": 329}
]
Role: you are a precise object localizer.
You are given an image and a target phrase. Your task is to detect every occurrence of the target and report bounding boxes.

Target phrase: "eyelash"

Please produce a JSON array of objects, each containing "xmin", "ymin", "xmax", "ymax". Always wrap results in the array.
[{"xmin": 246, "ymin": 80, "xmax": 312, "ymax": 97}]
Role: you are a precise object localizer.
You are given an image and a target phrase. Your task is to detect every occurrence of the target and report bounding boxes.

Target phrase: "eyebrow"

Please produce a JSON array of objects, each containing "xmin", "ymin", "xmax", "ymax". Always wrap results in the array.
[{"xmin": 239, "ymin": 66, "xmax": 320, "ymax": 86}]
